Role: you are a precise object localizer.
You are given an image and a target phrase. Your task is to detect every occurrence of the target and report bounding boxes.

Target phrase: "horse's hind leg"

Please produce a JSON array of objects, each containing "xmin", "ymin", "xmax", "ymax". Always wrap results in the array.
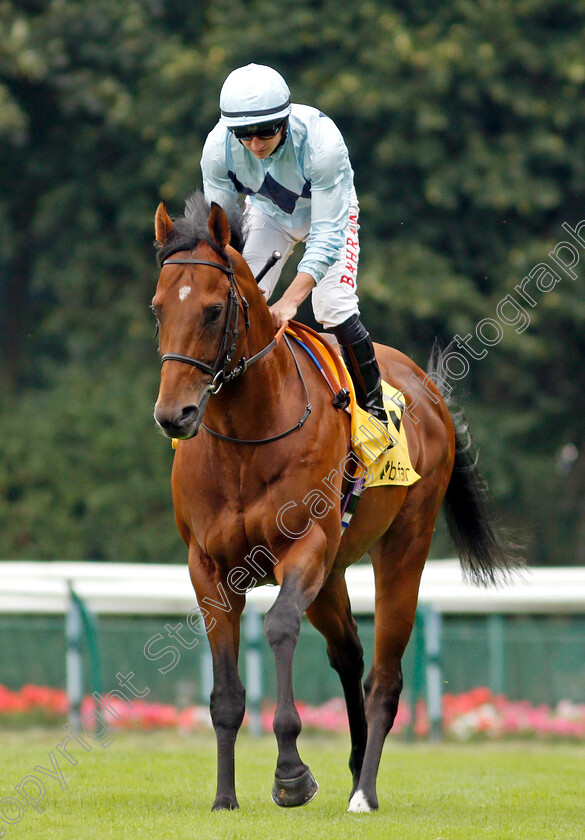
[
  {"xmin": 305, "ymin": 571, "xmax": 367, "ymax": 797},
  {"xmin": 348, "ymin": 525, "xmax": 435, "ymax": 813}
]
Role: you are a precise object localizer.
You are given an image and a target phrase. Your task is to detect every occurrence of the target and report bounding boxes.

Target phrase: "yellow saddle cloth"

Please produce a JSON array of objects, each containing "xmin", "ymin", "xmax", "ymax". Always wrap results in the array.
[
  {"xmin": 349, "ymin": 381, "xmax": 420, "ymax": 488},
  {"xmin": 285, "ymin": 323, "xmax": 420, "ymax": 489}
]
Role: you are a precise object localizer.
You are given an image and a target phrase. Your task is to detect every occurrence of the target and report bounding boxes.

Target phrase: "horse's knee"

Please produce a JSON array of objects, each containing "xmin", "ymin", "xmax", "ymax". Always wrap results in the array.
[
  {"xmin": 210, "ymin": 680, "xmax": 246, "ymax": 732},
  {"xmin": 264, "ymin": 599, "xmax": 301, "ymax": 650}
]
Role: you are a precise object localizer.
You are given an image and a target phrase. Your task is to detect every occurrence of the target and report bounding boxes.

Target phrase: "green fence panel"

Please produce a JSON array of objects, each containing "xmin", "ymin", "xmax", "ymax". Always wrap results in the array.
[
  {"xmin": 0, "ymin": 616, "xmax": 66, "ymax": 690},
  {"xmin": 1, "ymin": 612, "xmax": 585, "ymax": 708}
]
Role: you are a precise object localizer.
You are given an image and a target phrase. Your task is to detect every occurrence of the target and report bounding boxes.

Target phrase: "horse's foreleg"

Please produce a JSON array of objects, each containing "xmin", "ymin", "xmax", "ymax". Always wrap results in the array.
[
  {"xmin": 190, "ymin": 554, "xmax": 246, "ymax": 811},
  {"xmin": 264, "ymin": 534, "xmax": 328, "ymax": 807},
  {"xmin": 348, "ymin": 526, "xmax": 434, "ymax": 813},
  {"xmin": 208, "ymin": 631, "xmax": 246, "ymax": 810},
  {"xmin": 305, "ymin": 571, "xmax": 367, "ymax": 797}
]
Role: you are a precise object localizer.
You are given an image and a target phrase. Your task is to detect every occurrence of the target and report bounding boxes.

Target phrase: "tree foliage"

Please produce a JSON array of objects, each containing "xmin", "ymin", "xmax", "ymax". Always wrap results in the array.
[{"xmin": 1, "ymin": 0, "xmax": 584, "ymax": 564}]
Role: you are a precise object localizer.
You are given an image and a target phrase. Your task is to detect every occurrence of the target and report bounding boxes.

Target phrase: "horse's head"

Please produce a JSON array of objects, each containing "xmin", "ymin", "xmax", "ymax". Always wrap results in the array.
[{"xmin": 152, "ymin": 194, "xmax": 260, "ymax": 439}]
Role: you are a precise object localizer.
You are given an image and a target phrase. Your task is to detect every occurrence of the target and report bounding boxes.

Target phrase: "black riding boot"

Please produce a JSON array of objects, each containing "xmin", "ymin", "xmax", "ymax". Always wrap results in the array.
[{"xmin": 332, "ymin": 315, "xmax": 387, "ymax": 425}]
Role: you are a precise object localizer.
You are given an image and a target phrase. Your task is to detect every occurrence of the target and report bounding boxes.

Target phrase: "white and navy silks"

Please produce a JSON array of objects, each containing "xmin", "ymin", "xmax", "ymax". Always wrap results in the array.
[{"xmin": 201, "ymin": 103, "xmax": 360, "ymax": 329}]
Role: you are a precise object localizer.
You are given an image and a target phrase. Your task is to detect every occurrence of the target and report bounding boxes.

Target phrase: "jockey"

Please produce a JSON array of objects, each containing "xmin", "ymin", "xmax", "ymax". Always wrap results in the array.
[{"xmin": 201, "ymin": 63, "xmax": 386, "ymax": 425}]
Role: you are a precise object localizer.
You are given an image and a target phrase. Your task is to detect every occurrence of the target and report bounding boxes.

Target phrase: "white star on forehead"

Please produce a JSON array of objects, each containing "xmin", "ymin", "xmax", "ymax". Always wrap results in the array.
[{"xmin": 179, "ymin": 286, "xmax": 191, "ymax": 301}]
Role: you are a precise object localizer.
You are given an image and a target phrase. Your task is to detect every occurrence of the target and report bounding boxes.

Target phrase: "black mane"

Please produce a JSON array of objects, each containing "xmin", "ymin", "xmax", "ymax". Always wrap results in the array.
[{"xmin": 156, "ymin": 191, "xmax": 247, "ymax": 266}]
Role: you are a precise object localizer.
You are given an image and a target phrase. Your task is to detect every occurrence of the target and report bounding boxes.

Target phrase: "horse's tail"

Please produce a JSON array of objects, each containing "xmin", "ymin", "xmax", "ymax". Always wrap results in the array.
[{"xmin": 427, "ymin": 342, "xmax": 522, "ymax": 587}]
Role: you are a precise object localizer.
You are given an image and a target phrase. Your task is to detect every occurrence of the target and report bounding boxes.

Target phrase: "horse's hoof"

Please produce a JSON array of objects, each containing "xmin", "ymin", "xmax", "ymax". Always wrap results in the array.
[
  {"xmin": 212, "ymin": 795, "xmax": 239, "ymax": 811},
  {"xmin": 348, "ymin": 789, "xmax": 377, "ymax": 813},
  {"xmin": 271, "ymin": 768, "xmax": 319, "ymax": 807}
]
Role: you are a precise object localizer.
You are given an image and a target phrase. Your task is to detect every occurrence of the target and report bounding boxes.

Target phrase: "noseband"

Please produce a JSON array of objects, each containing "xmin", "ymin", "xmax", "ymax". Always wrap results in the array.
[{"xmin": 160, "ymin": 255, "xmax": 255, "ymax": 394}]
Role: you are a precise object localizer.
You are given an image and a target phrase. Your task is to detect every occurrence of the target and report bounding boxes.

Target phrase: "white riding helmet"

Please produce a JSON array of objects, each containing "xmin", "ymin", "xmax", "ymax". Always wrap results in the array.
[{"xmin": 219, "ymin": 63, "xmax": 291, "ymax": 129}]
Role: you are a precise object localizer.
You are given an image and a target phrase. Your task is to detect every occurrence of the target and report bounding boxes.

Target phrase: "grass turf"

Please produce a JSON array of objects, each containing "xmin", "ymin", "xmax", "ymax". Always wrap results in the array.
[{"xmin": 1, "ymin": 730, "xmax": 584, "ymax": 839}]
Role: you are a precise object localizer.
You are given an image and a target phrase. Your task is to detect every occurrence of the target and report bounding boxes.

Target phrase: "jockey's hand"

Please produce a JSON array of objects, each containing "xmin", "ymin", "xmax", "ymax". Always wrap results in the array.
[
  {"xmin": 269, "ymin": 298, "xmax": 298, "ymax": 329},
  {"xmin": 268, "ymin": 272, "xmax": 316, "ymax": 330}
]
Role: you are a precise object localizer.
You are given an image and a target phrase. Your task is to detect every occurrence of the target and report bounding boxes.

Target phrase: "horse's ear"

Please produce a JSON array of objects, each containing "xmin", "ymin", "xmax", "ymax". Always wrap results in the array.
[
  {"xmin": 208, "ymin": 202, "xmax": 231, "ymax": 250},
  {"xmin": 155, "ymin": 201, "xmax": 173, "ymax": 245}
]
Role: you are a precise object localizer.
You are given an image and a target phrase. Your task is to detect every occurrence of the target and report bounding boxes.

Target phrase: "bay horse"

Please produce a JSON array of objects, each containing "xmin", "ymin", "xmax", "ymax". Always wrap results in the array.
[{"xmin": 151, "ymin": 192, "xmax": 516, "ymax": 813}]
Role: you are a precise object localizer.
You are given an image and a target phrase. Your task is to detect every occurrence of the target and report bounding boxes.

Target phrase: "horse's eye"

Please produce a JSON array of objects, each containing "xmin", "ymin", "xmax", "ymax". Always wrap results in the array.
[{"xmin": 208, "ymin": 305, "xmax": 223, "ymax": 324}]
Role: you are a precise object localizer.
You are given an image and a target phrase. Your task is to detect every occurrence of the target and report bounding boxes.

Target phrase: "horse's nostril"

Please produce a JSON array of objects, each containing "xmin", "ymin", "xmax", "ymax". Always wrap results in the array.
[
  {"xmin": 179, "ymin": 405, "xmax": 199, "ymax": 426},
  {"xmin": 154, "ymin": 405, "xmax": 198, "ymax": 433}
]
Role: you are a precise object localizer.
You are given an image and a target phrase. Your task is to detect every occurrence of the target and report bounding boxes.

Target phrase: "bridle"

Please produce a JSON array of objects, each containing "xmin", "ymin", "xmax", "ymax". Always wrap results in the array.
[
  {"xmin": 160, "ymin": 254, "xmax": 275, "ymax": 395},
  {"xmin": 158, "ymin": 252, "xmax": 312, "ymax": 444}
]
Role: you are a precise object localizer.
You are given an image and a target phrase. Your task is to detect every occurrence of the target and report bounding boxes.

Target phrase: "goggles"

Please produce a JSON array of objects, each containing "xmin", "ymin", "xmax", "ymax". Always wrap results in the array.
[{"xmin": 230, "ymin": 121, "xmax": 284, "ymax": 141}]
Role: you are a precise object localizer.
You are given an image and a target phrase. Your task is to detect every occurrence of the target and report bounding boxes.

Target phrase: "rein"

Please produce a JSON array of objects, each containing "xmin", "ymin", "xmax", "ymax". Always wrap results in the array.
[{"xmin": 159, "ymin": 255, "xmax": 312, "ymax": 444}]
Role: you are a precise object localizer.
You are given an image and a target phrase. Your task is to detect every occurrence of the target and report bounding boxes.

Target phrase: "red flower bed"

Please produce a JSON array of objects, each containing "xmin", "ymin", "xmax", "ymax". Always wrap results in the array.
[
  {"xmin": 0, "ymin": 684, "xmax": 68, "ymax": 718},
  {"xmin": 1, "ymin": 684, "xmax": 585, "ymax": 740}
]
